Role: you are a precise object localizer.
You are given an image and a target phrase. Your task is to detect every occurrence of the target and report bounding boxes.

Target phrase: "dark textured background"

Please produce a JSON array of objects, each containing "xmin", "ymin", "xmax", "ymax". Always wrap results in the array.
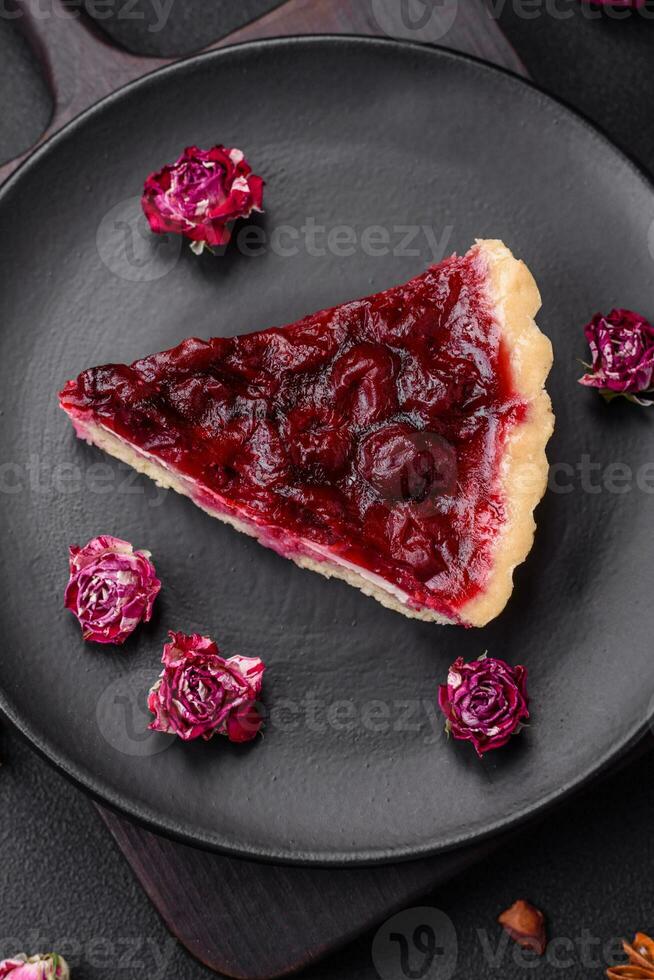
[{"xmin": 0, "ymin": 2, "xmax": 652, "ymax": 978}]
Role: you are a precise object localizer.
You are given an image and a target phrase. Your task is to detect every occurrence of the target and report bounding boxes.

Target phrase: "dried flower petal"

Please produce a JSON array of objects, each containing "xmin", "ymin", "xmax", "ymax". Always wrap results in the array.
[
  {"xmin": 607, "ymin": 968, "xmax": 654, "ymax": 979},
  {"xmin": 579, "ymin": 309, "xmax": 654, "ymax": 404},
  {"xmin": 607, "ymin": 933, "xmax": 654, "ymax": 979},
  {"xmin": 631, "ymin": 934, "xmax": 654, "ymax": 964},
  {"xmin": 148, "ymin": 632, "xmax": 265, "ymax": 743},
  {"xmin": 438, "ymin": 654, "xmax": 529, "ymax": 756},
  {"xmin": 0, "ymin": 953, "xmax": 70, "ymax": 980},
  {"xmin": 142, "ymin": 145, "xmax": 264, "ymax": 253},
  {"xmin": 64, "ymin": 535, "xmax": 161, "ymax": 645},
  {"xmin": 498, "ymin": 900, "xmax": 547, "ymax": 956}
]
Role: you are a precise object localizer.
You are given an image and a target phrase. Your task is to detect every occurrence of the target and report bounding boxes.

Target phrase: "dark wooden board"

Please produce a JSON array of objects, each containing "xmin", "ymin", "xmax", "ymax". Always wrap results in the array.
[
  {"xmin": 0, "ymin": 0, "xmax": 526, "ymax": 184},
  {"xmin": 3, "ymin": 2, "xmax": 529, "ymax": 977},
  {"xmin": 98, "ymin": 806, "xmax": 503, "ymax": 979}
]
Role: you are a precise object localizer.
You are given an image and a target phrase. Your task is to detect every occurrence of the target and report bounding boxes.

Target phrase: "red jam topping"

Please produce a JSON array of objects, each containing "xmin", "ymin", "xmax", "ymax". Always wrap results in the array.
[{"xmin": 60, "ymin": 250, "xmax": 526, "ymax": 620}]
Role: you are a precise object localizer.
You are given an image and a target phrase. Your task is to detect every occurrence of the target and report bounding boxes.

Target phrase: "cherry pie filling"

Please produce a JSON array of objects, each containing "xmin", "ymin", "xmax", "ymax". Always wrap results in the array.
[{"xmin": 61, "ymin": 252, "xmax": 527, "ymax": 621}]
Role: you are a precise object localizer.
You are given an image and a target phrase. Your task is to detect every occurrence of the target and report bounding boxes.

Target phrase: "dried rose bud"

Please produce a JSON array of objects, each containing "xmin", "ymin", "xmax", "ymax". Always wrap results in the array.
[
  {"xmin": 578, "ymin": 309, "xmax": 654, "ymax": 405},
  {"xmin": 498, "ymin": 900, "xmax": 547, "ymax": 956},
  {"xmin": 64, "ymin": 535, "xmax": 161, "ymax": 645},
  {"xmin": 148, "ymin": 632, "xmax": 265, "ymax": 743},
  {"xmin": 438, "ymin": 654, "xmax": 529, "ymax": 757},
  {"xmin": 142, "ymin": 145, "xmax": 264, "ymax": 255},
  {"xmin": 0, "ymin": 954, "xmax": 70, "ymax": 980}
]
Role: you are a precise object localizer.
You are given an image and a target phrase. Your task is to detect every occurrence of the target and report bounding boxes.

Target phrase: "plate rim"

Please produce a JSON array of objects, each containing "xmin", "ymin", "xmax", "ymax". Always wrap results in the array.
[{"xmin": 1, "ymin": 34, "xmax": 653, "ymax": 866}]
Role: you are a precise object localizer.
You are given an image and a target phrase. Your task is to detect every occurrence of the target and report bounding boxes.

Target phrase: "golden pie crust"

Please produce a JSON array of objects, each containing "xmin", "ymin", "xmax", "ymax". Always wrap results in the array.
[{"xmin": 459, "ymin": 240, "xmax": 554, "ymax": 626}]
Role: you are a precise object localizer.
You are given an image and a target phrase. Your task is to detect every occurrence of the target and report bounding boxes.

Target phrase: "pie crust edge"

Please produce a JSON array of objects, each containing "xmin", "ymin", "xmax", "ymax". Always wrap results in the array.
[
  {"xmin": 65, "ymin": 239, "xmax": 554, "ymax": 628},
  {"xmin": 459, "ymin": 239, "xmax": 554, "ymax": 627}
]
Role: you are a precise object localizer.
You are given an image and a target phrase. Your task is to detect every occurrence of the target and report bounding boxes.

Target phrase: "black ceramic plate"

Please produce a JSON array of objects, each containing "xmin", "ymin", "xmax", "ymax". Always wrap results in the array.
[{"xmin": 1, "ymin": 37, "xmax": 653, "ymax": 865}]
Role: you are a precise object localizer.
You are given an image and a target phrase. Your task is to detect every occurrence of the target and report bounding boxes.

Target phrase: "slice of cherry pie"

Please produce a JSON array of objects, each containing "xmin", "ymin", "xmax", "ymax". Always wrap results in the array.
[{"xmin": 60, "ymin": 240, "xmax": 554, "ymax": 627}]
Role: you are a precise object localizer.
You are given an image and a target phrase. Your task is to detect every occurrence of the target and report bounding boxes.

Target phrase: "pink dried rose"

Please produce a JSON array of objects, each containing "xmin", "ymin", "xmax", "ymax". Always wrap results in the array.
[
  {"xmin": 438, "ymin": 654, "xmax": 529, "ymax": 757},
  {"xmin": 142, "ymin": 145, "xmax": 264, "ymax": 255},
  {"xmin": 148, "ymin": 632, "xmax": 266, "ymax": 743},
  {"xmin": 0, "ymin": 954, "xmax": 70, "ymax": 980},
  {"xmin": 64, "ymin": 535, "xmax": 161, "ymax": 645},
  {"xmin": 579, "ymin": 309, "xmax": 654, "ymax": 405}
]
